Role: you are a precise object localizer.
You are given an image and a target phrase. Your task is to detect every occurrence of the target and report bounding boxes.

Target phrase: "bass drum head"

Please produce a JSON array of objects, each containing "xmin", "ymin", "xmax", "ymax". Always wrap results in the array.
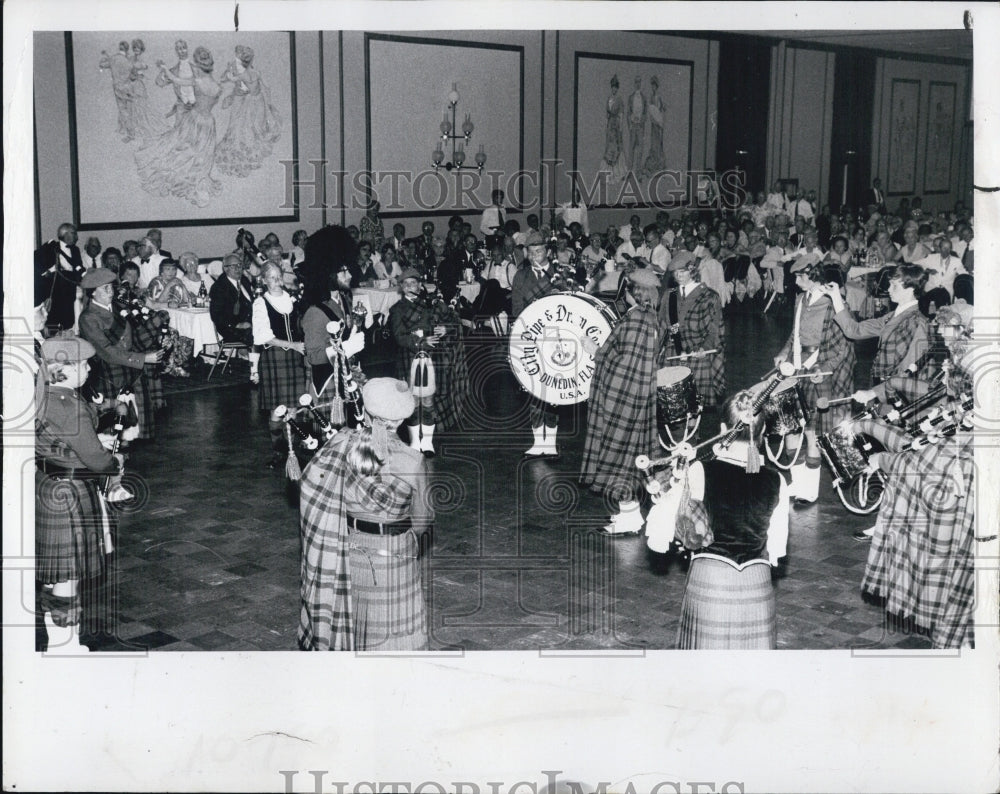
[{"xmin": 509, "ymin": 292, "xmax": 615, "ymax": 405}]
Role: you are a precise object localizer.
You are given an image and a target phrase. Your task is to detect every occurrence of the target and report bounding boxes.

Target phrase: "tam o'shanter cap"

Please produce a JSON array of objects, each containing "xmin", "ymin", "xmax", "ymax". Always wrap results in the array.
[
  {"xmin": 41, "ymin": 335, "xmax": 96, "ymax": 363},
  {"xmin": 399, "ymin": 268, "xmax": 422, "ymax": 282},
  {"xmin": 524, "ymin": 231, "xmax": 546, "ymax": 247},
  {"xmin": 80, "ymin": 268, "xmax": 117, "ymax": 289},
  {"xmin": 628, "ymin": 267, "xmax": 661, "ymax": 288},
  {"xmin": 363, "ymin": 378, "xmax": 416, "ymax": 421}
]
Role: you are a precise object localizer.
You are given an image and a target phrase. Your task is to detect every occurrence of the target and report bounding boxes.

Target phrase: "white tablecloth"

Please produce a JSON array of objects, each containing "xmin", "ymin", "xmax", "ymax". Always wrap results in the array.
[
  {"xmin": 164, "ymin": 307, "xmax": 217, "ymax": 356},
  {"xmin": 458, "ymin": 282, "xmax": 481, "ymax": 303},
  {"xmin": 354, "ymin": 287, "xmax": 401, "ymax": 318}
]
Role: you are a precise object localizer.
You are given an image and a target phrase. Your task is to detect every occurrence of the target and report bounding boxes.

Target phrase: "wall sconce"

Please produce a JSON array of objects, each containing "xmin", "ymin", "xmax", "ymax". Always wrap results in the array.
[{"xmin": 432, "ymin": 82, "xmax": 486, "ymax": 172}]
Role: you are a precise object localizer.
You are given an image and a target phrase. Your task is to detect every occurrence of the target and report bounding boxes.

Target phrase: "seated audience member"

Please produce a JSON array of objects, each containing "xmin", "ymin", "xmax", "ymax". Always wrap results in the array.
[
  {"xmin": 101, "ymin": 247, "xmax": 124, "ymax": 275},
  {"xmin": 133, "ymin": 236, "xmax": 165, "ymax": 290},
  {"xmin": 472, "ymin": 243, "xmax": 517, "ymax": 334},
  {"xmin": 899, "ymin": 221, "xmax": 930, "ymax": 264},
  {"xmin": 290, "ymin": 230, "xmax": 308, "ymax": 268},
  {"xmin": 616, "ymin": 227, "xmax": 644, "ymax": 264},
  {"xmin": 579, "ymin": 234, "xmax": 608, "ymax": 281},
  {"xmin": 122, "ymin": 240, "xmax": 140, "ymax": 263},
  {"xmin": 637, "ymin": 223, "xmax": 671, "ymax": 274},
  {"xmin": 209, "ymin": 253, "xmax": 259, "ymax": 382},
  {"xmin": 377, "ymin": 242, "xmax": 404, "ymax": 283},
  {"xmin": 119, "ymin": 261, "xmax": 142, "ymax": 293},
  {"xmin": 147, "ymin": 259, "xmax": 191, "ymax": 307},
  {"xmin": 81, "ymin": 237, "xmax": 102, "ymax": 269},
  {"xmin": 823, "ymin": 235, "xmax": 852, "ymax": 285},
  {"xmin": 178, "ymin": 252, "xmax": 214, "ymax": 298},
  {"xmin": 918, "ymin": 237, "xmax": 966, "ymax": 315}
]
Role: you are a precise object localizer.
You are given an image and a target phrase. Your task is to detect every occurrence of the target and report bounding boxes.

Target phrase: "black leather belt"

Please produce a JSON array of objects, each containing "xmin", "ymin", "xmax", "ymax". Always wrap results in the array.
[
  {"xmin": 37, "ymin": 459, "xmax": 92, "ymax": 478},
  {"xmin": 347, "ymin": 516, "xmax": 411, "ymax": 536}
]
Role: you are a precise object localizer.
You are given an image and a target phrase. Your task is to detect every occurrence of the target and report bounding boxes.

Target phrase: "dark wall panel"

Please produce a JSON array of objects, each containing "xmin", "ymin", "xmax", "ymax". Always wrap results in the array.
[
  {"xmin": 715, "ymin": 38, "xmax": 771, "ymax": 198},
  {"xmin": 828, "ymin": 51, "xmax": 876, "ymax": 215}
]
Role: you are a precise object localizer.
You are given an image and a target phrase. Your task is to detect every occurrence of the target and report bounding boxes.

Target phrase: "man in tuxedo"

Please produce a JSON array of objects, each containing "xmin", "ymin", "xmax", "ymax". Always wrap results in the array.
[
  {"xmin": 147, "ymin": 228, "xmax": 171, "ymax": 260},
  {"xmin": 155, "ymin": 39, "xmax": 195, "ymax": 122},
  {"xmin": 209, "ymin": 254, "xmax": 254, "ymax": 344},
  {"xmin": 438, "ymin": 233, "xmax": 480, "ymax": 303},
  {"xmin": 35, "ymin": 223, "xmax": 85, "ymax": 332},
  {"xmin": 132, "ymin": 237, "xmax": 165, "ymax": 290},
  {"xmin": 863, "ymin": 178, "xmax": 886, "ymax": 216},
  {"xmin": 81, "ymin": 237, "xmax": 102, "ymax": 269}
]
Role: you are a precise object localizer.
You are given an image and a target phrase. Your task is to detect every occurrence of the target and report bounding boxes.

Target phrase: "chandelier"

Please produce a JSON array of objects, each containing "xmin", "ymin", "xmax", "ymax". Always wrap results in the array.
[{"xmin": 432, "ymin": 83, "xmax": 486, "ymax": 172}]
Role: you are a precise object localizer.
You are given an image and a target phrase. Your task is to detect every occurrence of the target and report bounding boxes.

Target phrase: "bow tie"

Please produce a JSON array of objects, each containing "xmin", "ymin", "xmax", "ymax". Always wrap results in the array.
[{"xmin": 141, "ymin": 258, "xmax": 150, "ymax": 264}]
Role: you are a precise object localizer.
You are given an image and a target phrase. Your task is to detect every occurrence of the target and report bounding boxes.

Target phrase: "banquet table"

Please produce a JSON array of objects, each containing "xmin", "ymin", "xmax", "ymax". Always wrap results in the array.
[
  {"xmin": 458, "ymin": 281, "xmax": 481, "ymax": 303},
  {"xmin": 354, "ymin": 287, "xmax": 401, "ymax": 318},
  {"xmin": 164, "ymin": 306, "xmax": 217, "ymax": 356}
]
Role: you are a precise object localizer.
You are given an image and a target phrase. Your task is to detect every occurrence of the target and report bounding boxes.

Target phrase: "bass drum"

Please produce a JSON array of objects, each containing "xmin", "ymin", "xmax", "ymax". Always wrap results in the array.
[{"xmin": 509, "ymin": 292, "xmax": 617, "ymax": 405}]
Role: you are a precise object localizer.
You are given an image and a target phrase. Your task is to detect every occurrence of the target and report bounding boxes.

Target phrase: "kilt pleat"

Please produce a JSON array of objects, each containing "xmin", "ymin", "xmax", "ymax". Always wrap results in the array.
[
  {"xmin": 348, "ymin": 530, "xmax": 427, "ymax": 651},
  {"xmin": 259, "ymin": 346, "xmax": 309, "ymax": 412},
  {"xmin": 35, "ymin": 471, "xmax": 110, "ymax": 583},
  {"xmin": 677, "ymin": 556, "xmax": 775, "ymax": 649}
]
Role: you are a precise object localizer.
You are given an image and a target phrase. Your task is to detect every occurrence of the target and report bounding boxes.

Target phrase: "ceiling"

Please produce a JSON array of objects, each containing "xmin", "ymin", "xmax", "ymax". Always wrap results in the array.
[{"xmin": 757, "ymin": 29, "xmax": 973, "ymax": 61}]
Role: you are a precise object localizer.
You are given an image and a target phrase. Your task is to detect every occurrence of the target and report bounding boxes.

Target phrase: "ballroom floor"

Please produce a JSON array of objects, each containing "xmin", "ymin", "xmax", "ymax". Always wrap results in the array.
[{"xmin": 61, "ymin": 300, "xmax": 935, "ymax": 653}]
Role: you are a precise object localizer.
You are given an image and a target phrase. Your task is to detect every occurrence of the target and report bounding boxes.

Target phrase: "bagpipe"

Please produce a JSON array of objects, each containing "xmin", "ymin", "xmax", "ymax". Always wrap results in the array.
[{"xmin": 110, "ymin": 283, "xmax": 174, "ymax": 374}]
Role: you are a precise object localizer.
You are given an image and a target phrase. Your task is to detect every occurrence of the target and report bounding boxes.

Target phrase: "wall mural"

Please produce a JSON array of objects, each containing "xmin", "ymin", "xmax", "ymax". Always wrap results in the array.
[
  {"xmin": 924, "ymin": 81, "xmax": 956, "ymax": 195},
  {"xmin": 576, "ymin": 54, "xmax": 693, "ymax": 207},
  {"xmin": 886, "ymin": 78, "xmax": 920, "ymax": 196},
  {"xmin": 69, "ymin": 32, "xmax": 296, "ymax": 228}
]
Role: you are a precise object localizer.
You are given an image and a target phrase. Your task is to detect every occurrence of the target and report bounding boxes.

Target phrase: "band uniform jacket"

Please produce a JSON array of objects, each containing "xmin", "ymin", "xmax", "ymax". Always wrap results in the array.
[
  {"xmin": 660, "ymin": 282, "xmax": 726, "ymax": 406},
  {"xmin": 834, "ymin": 303, "xmax": 929, "ymax": 384},
  {"xmin": 511, "ymin": 264, "xmax": 557, "ymax": 318},
  {"xmin": 388, "ymin": 295, "xmax": 468, "ymax": 430}
]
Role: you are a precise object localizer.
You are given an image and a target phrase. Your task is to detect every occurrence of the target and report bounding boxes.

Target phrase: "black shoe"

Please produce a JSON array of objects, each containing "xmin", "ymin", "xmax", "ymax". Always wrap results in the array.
[
  {"xmin": 267, "ymin": 454, "xmax": 285, "ymax": 470},
  {"xmin": 422, "ymin": 449, "xmax": 435, "ymax": 459},
  {"xmin": 853, "ymin": 529, "xmax": 874, "ymax": 542}
]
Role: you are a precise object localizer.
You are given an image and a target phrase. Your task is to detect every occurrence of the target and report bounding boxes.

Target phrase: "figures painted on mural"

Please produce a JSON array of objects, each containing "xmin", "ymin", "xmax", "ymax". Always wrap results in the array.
[
  {"xmin": 99, "ymin": 41, "xmax": 137, "ymax": 143},
  {"xmin": 215, "ymin": 45, "xmax": 283, "ymax": 178},
  {"xmin": 642, "ymin": 75, "xmax": 665, "ymax": 178},
  {"xmin": 125, "ymin": 39, "xmax": 166, "ymax": 143},
  {"xmin": 136, "ymin": 46, "xmax": 222, "ymax": 208},
  {"xmin": 627, "ymin": 75, "xmax": 647, "ymax": 174},
  {"xmin": 155, "ymin": 39, "xmax": 197, "ymax": 124},
  {"xmin": 599, "ymin": 74, "xmax": 627, "ymax": 183}
]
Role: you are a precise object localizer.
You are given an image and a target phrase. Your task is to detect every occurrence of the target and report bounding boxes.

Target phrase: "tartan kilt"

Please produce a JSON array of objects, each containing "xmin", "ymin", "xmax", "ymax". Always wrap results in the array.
[
  {"xmin": 348, "ymin": 529, "xmax": 428, "ymax": 650},
  {"xmin": 861, "ymin": 437, "xmax": 975, "ymax": 648},
  {"xmin": 396, "ymin": 340, "xmax": 469, "ymax": 431},
  {"xmin": 35, "ymin": 470, "xmax": 110, "ymax": 583},
  {"xmin": 94, "ymin": 360, "xmax": 157, "ymax": 439},
  {"xmin": 259, "ymin": 346, "xmax": 309, "ymax": 412},
  {"xmin": 686, "ymin": 350, "xmax": 726, "ymax": 408},
  {"xmin": 677, "ymin": 556, "xmax": 776, "ymax": 649}
]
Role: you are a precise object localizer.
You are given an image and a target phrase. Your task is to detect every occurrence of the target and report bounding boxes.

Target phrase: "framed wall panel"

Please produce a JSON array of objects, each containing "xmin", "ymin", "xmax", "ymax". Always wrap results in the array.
[
  {"xmin": 573, "ymin": 52, "xmax": 693, "ymax": 209},
  {"xmin": 364, "ymin": 33, "xmax": 524, "ymax": 217},
  {"xmin": 886, "ymin": 77, "xmax": 920, "ymax": 196},
  {"xmin": 923, "ymin": 80, "xmax": 956, "ymax": 195},
  {"xmin": 67, "ymin": 31, "xmax": 298, "ymax": 229}
]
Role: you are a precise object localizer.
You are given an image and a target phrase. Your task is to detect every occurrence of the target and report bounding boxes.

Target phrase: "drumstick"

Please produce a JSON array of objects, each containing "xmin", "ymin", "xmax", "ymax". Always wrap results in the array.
[
  {"xmin": 816, "ymin": 395, "xmax": 857, "ymax": 410},
  {"xmin": 661, "ymin": 348, "xmax": 718, "ymax": 362}
]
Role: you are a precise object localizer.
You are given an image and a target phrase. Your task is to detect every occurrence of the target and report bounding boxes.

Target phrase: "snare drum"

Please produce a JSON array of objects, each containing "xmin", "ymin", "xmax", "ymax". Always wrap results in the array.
[
  {"xmin": 761, "ymin": 380, "xmax": 810, "ymax": 437},
  {"xmin": 817, "ymin": 424, "xmax": 876, "ymax": 484},
  {"xmin": 656, "ymin": 366, "xmax": 702, "ymax": 449},
  {"xmin": 657, "ymin": 366, "xmax": 700, "ymax": 424},
  {"xmin": 509, "ymin": 292, "xmax": 618, "ymax": 405}
]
